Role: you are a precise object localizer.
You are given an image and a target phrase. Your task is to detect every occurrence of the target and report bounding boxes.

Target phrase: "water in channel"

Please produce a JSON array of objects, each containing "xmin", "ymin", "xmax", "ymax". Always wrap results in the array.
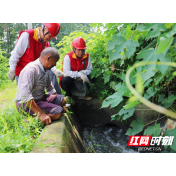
[{"xmin": 82, "ymin": 125, "xmax": 138, "ymax": 153}]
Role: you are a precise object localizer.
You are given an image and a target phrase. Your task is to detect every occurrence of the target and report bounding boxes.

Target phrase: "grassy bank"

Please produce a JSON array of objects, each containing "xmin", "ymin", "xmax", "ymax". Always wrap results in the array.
[{"xmin": 0, "ymin": 81, "xmax": 44, "ymax": 153}]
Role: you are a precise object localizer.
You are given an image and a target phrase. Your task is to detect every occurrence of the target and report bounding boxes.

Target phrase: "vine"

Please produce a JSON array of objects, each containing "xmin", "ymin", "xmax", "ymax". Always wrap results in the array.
[{"xmin": 125, "ymin": 61, "xmax": 176, "ymax": 119}]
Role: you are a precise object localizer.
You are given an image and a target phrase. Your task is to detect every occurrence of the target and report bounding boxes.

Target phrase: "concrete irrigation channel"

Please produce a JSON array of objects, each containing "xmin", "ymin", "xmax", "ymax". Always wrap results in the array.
[{"xmin": 31, "ymin": 99, "xmax": 176, "ymax": 153}]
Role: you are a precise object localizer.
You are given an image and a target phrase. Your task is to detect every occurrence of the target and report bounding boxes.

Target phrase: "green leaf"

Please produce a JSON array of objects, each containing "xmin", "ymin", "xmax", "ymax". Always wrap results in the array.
[
  {"xmin": 103, "ymin": 75, "xmax": 110, "ymax": 84},
  {"xmin": 137, "ymin": 48, "xmax": 170, "ymax": 76},
  {"xmin": 115, "ymin": 82, "xmax": 132, "ymax": 97},
  {"xmin": 156, "ymin": 33, "xmax": 173, "ymax": 54},
  {"xmin": 109, "ymin": 47, "xmax": 123, "ymax": 62},
  {"xmin": 161, "ymin": 94, "xmax": 176, "ymax": 108},
  {"xmin": 144, "ymin": 123, "xmax": 161, "ymax": 136},
  {"xmin": 101, "ymin": 92, "xmax": 123, "ymax": 109},
  {"xmin": 107, "ymin": 40, "xmax": 117, "ymax": 51},
  {"xmin": 118, "ymin": 107, "xmax": 135, "ymax": 120},
  {"xmin": 165, "ymin": 23, "xmax": 173, "ymax": 28},
  {"xmin": 111, "ymin": 114, "xmax": 121, "ymax": 121},
  {"xmin": 145, "ymin": 23, "xmax": 167, "ymax": 40},
  {"xmin": 125, "ymin": 118, "xmax": 144, "ymax": 136},
  {"xmin": 108, "ymin": 36, "xmax": 138, "ymax": 62},
  {"xmin": 137, "ymin": 24, "xmax": 146, "ymax": 31},
  {"xmin": 168, "ymin": 23, "xmax": 176, "ymax": 36},
  {"xmin": 163, "ymin": 127, "xmax": 176, "ymax": 151},
  {"xmin": 110, "ymin": 81, "xmax": 117, "ymax": 91},
  {"xmin": 126, "ymin": 65, "xmax": 137, "ymax": 85},
  {"xmin": 125, "ymin": 25, "xmax": 133, "ymax": 39},
  {"xmin": 107, "ymin": 35, "xmax": 126, "ymax": 49},
  {"xmin": 140, "ymin": 64, "xmax": 156, "ymax": 83},
  {"xmin": 158, "ymin": 94, "xmax": 165, "ymax": 103},
  {"xmin": 144, "ymin": 87, "xmax": 158, "ymax": 100},
  {"xmin": 144, "ymin": 78, "xmax": 153, "ymax": 87},
  {"xmin": 124, "ymin": 40, "xmax": 139, "ymax": 59},
  {"xmin": 145, "ymin": 23, "xmax": 166, "ymax": 32}
]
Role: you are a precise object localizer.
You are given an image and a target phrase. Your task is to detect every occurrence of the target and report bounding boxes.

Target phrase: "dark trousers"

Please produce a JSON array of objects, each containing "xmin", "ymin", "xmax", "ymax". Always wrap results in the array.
[{"xmin": 60, "ymin": 75, "xmax": 95, "ymax": 96}]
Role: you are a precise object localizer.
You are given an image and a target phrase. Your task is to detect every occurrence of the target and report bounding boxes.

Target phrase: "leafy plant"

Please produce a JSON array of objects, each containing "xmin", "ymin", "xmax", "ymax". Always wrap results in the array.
[
  {"xmin": 55, "ymin": 23, "xmax": 176, "ymax": 152},
  {"xmin": 0, "ymin": 107, "xmax": 44, "ymax": 153},
  {"xmin": 0, "ymin": 46, "xmax": 8, "ymax": 85}
]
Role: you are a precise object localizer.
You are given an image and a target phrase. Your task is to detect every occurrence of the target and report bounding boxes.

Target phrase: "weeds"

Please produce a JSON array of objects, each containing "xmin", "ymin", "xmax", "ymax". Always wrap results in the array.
[
  {"xmin": 0, "ymin": 81, "xmax": 45, "ymax": 153},
  {"xmin": 0, "ymin": 107, "xmax": 44, "ymax": 153}
]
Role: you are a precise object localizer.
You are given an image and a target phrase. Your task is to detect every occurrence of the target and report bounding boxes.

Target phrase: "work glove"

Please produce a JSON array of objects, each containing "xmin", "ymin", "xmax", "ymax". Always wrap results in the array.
[
  {"xmin": 7, "ymin": 70, "xmax": 16, "ymax": 82},
  {"xmin": 52, "ymin": 68, "xmax": 64, "ymax": 78},
  {"xmin": 80, "ymin": 71, "xmax": 89, "ymax": 84}
]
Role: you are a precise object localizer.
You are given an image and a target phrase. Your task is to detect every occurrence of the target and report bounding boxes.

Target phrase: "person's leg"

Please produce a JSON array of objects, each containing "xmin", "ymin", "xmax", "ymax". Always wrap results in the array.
[
  {"xmin": 76, "ymin": 74, "xmax": 95, "ymax": 100},
  {"xmin": 16, "ymin": 95, "xmax": 66, "ymax": 121},
  {"xmin": 49, "ymin": 70, "xmax": 62, "ymax": 95},
  {"xmin": 16, "ymin": 102, "xmax": 35, "ymax": 116},
  {"xmin": 60, "ymin": 77, "xmax": 75, "ymax": 96}
]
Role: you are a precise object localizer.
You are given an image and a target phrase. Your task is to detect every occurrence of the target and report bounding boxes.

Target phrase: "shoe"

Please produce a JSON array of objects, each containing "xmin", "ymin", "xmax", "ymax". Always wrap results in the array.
[
  {"xmin": 77, "ymin": 96, "xmax": 92, "ymax": 100},
  {"xmin": 65, "ymin": 103, "xmax": 71, "ymax": 107}
]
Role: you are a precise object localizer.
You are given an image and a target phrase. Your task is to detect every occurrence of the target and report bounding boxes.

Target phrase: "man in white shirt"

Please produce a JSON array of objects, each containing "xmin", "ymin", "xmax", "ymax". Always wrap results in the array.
[
  {"xmin": 8, "ymin": 23, "xmax": 63, "ymax": 94},
  {"xmin": 16, "ymin": 47, "xmax": 66, "ymax": 125}
]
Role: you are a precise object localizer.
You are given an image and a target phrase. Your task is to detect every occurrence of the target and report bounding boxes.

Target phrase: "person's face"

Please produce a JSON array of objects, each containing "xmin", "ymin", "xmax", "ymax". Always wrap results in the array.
[
  {"xmin": 44, "ymin": 56, "xmax": 59, "ymax": 70},
  {"xmin": 74, "ymin": 48, "xmax": 85, "ymax": 58},
  {"xmin": 43, "ymin": 28, "xmax": 54, "ymax": 42}
]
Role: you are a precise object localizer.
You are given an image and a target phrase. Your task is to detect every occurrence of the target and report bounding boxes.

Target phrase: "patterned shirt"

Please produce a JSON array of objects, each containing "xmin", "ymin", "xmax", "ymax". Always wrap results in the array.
[{"xmin": 15, "ymin": 59, "xmax": 56, "ymax": 103}]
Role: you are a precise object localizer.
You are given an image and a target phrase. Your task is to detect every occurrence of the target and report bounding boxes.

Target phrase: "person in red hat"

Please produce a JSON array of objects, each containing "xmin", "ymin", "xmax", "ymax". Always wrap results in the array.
[
  {"xmin": 7, "ymin": 23, "xmax": 63, "ymax": 94},
  {"xmin": 59, "ymin": 37, "xmax": 95, "ymax": 100}
]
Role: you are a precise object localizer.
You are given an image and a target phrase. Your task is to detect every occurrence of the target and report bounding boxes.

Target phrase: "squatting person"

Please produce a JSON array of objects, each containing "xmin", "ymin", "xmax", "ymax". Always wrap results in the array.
[{"xmin": 59, "ymin": 37, "xmax": 95, "ymax": 100}]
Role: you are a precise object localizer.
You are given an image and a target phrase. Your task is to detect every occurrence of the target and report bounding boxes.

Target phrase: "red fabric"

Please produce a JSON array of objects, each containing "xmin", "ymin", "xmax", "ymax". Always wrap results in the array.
[
  {"xmin": 59, "ymin": 51, "xmax": 89, "ymax": 86},
  {"xmin": 15, "ymin": 29, "xmax": 50, "ymax": 76},
  {"xmin": 72, "ymin": 37, "xmax": 87, "ymax": 49}
]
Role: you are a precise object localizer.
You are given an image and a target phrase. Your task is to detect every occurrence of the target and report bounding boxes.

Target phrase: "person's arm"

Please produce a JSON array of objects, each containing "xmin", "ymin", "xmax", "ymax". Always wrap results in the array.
[
  {"xmin": 8, "ymin": 32, "xmax": 29, "ymax": 82},
  {"xmin": 63, "ymin": 55, "xmax": 82, "ymax": 79},
  {"xmin": 9, "ymin": 32, "xmax": 29, "ymax": 70},
  {"xmin": 46, "ymin": 71, "xmax": 56, "ymax": 95},
  {"xmin": 26, "ymin": 99, "xmax": 51, "ymax": 125}
]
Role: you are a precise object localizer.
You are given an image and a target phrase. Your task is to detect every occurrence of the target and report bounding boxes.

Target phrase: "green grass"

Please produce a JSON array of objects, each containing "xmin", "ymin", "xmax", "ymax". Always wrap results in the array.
[
  {"xmin": 0, "ymin": 81, "xmax": 44, "ymax": 153},
  {"xmin": 0, "ymin": 81, "xmax": 17, "ymax": 112}
]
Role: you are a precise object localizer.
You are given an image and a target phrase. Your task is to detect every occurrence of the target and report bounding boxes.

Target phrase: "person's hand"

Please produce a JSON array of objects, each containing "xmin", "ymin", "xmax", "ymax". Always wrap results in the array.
[
  {"xmin": 63, "ymin": 106, "xmax": 67, "ymax": 113},
  {"xmin": 40, "ymin": 113, "xmax": 52, "ymax": 125},
  {"xmin": 53, "ymin": 68, "xmax": 64, "ymax": 78},
  {"xmin": 7, "ymin": 70, "xmax": 16, "ymax": 82},
  {"xmin": 80, "ymin": 71, "xmax": 89, "ymax": 84}
]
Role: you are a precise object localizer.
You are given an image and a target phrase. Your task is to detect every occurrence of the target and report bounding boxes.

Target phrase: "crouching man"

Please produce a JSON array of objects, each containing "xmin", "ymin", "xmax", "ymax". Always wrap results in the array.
[{"xmin": 15, "ymin": 47, "xmax": 66, "ymax": 125}]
